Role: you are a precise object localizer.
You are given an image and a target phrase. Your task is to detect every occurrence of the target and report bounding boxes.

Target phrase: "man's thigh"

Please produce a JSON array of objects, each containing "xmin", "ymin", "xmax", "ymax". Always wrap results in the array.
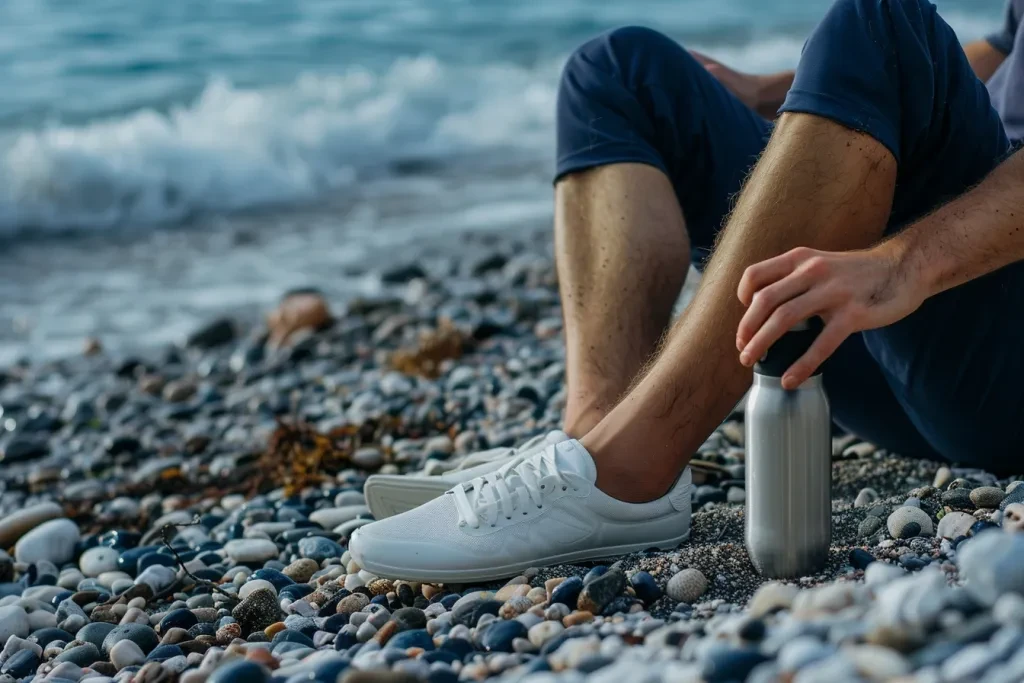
[{"xmin": 555, "ymin": 26, "xmax": 772, "ymax": 265}]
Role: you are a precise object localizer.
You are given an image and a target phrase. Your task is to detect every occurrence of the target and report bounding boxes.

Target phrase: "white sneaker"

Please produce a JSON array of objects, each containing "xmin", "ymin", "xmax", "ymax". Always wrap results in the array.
[
  {"xmin": 349, "ymin": 439, "xmax": 692, "ymax": 582},
  {"xmin": 363, "ymin": 430, "xmax": 569, "ymax": 519}
]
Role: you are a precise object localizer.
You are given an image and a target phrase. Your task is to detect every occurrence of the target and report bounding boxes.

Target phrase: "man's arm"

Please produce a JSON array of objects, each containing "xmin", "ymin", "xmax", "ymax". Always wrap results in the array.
[
  {"xmin": 964, "ymin": 38, "xmax": 1009, "ymax": 82},
  {"xmin": 734, "ymin": 150, "xmax": 1024, "ymax": 387},
  {"xmin": 690, "ymin": 50, "xmax": 794, "ymax": 119},
  {"xmin": 888, "ymin": 149, "xmax": 1024, "ymax": 298}
]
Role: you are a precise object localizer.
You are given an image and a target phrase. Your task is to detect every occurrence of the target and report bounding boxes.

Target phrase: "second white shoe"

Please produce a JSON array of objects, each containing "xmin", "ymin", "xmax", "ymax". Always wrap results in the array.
[
  {"xmin": 364, "ymin": 430, "xmax": 569, "ymax": 519},
  {"xmin": 349, "ymin": 439, "xmax": 692, "ymax": 582}
]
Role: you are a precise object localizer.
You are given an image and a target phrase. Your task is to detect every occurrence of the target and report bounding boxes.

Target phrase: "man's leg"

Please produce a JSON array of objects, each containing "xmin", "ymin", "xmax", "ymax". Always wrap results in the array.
[
  {"xmin": 583, "ymin": 0, "xmax": 1015, "ymax": 500},
  {"xmin": 553, "ymin": 27, "xmax": 771, "ymax": 436}
]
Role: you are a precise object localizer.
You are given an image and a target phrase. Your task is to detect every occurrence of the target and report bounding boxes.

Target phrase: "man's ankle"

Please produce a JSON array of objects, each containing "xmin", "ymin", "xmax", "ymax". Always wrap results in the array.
[{"xmin": 580, "ymin": 425, "xmax": 683, "ymax": 503}]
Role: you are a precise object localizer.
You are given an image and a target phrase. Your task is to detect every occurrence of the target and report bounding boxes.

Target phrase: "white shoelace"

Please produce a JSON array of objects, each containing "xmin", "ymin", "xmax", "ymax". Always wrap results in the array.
[
  {"xmin": 452, "ymin": 448, "xmax": 571, "ymax": 529},
  {"xmin": 447, "ymin": 431, "xmax": 553, "ymax": 472}
]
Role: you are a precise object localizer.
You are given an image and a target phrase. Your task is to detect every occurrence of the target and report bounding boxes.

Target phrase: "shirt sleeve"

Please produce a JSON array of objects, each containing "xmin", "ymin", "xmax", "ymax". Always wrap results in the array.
[{"xmin": 987, "ymin": 0, "xmax": 1020, "ymax": 55}]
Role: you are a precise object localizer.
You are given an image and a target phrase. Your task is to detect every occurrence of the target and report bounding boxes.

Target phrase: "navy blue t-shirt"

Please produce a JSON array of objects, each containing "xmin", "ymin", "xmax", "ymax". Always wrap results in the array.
[{"xmin": 987, "ymin": 0, "xmax": 1024, "ymax": 139}]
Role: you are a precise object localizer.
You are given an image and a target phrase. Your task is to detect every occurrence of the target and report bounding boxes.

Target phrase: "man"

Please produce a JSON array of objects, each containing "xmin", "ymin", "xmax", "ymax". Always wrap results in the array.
[{"xmin": 350, "ymin": 0, "xmax": 1024, "ymax": 582}]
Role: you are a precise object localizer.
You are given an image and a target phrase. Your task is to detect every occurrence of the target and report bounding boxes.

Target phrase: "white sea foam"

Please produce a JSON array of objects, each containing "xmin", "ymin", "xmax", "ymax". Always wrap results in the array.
[{"xmin": 0, "ymin": 56, "xmax": 560, "ymax": 235}]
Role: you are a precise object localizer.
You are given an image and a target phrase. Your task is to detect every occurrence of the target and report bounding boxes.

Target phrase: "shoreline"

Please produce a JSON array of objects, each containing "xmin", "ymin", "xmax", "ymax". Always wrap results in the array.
[{"xmin": 1, "ymin": 228, "xmax": 1023, "ymax": 682}]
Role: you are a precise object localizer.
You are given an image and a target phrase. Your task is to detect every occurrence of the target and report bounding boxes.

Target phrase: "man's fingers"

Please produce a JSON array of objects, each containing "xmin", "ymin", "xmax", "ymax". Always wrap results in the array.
[
  {"xmin": 781, "ymin": 319, "xmax": 850, "ymax": 389},
  {"xmin": 735, "ymin": 271, "xmax": 811, "ymax": 350},
  {"xmin": 737, "ymin": 249, "xmax": 807, "ymax": 307},
  {"xmin": 739, "ymin": 290, "xmax": 826, "ymax": 367}
]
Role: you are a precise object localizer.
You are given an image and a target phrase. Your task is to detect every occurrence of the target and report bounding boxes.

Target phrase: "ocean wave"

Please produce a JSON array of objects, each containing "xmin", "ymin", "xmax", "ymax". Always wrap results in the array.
[{"xmin": 0, "ymin": 56, "xmax": 560, "ymax": 235}]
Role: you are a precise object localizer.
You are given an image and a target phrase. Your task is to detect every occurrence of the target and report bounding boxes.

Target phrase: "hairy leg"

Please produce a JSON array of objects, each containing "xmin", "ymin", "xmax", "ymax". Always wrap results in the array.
[
  {"xmin": 555, "ymin": 163, "xmax": 691, "ymax": 437},
  {"xmin": 582, "ymin": 112, "xmax": 897, "ymax": 501}
]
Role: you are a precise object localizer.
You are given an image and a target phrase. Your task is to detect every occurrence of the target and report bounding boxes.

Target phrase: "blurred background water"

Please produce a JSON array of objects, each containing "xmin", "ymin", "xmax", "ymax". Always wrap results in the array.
[{"xmin": 0, "ymin": 0, "xmax": 1005, "ymax": 363}]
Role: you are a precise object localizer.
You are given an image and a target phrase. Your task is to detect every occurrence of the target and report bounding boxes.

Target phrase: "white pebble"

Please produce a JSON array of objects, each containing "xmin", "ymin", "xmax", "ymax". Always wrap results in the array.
[{"xmin": 666, "ymin": 568, "xmax": 708, "ymax": 603}]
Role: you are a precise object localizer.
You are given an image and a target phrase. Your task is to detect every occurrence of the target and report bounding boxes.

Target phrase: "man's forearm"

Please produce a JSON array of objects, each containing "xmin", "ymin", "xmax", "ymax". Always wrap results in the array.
[
  {"xmin": 886, "ymin": 150, "xmax": 1024, "ymax": 299},
  {"xmin": 755, "ymin": 71, "xmax": 795, "ymax": 118}
]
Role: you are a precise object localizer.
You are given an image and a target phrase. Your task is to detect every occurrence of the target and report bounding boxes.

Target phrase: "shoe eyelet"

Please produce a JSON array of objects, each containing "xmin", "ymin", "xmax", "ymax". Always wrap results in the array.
[
  {"xmin": 506, "ymin": 517, "xmax": 511, "ymax": 520},
  {"xmin": 537, "ymin": 505, "xmax": 542, "ymax": 509},
  {"xmin": 540, "ymin": 484, "xmax": 545, "ymax": 489},
  {"xmin": 523, "ymin": 512, "xmax": 528, "ymax": 516},
  {"xmin": 561, "ymin": 486, "xmax": 567, "ymax": 491},
  {"xmin": 491, "ymin": 524, "xmax": 496, "ymax": 528}
]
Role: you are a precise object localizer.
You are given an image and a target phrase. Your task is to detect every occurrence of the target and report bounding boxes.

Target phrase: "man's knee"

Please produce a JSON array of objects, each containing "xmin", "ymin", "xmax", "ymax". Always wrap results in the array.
[{"xmin": 559, "ymin": 26, "xmax": 701, "ymax": 100}]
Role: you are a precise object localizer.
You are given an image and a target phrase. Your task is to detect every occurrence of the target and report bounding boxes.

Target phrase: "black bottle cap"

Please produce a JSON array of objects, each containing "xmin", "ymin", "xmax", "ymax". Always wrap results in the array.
[{"xmin": 753, "ymin": 318, "xmax": 824, "ymax": 378}]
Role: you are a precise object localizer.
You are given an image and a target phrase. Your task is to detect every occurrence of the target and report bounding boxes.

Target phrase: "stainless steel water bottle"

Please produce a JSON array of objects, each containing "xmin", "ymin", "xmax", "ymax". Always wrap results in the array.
[{"xmin": 745, "ymin": 319, "xmax": 832, "ymax": 578}]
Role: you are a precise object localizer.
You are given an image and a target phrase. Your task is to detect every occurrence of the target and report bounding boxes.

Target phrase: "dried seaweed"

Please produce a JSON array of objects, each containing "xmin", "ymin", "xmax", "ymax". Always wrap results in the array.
[{"xmin": 387, "ymin": 320, "xmax": 467, "ymax": 378}]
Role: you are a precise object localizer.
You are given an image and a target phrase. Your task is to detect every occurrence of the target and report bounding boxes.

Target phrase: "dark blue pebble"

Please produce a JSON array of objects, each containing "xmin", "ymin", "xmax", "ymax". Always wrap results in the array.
[
  {"xmin": 468, "ymin": 600, "xmax": 503, "ymax": 627},
  {"xmin": 523, "ymin": 656, "xmax": 553, "ymax": 674},
  {"xmin": 53, "ymin": 643, "xmax": 101, "ymax": 667},
  {"xmin": 970, "ymin": 520, "xmax": 998, "ymax": 536},
  {"xmin": 421, "ymin": 650, "xmax": 460, "ymax": 665},
  {"xmin": 188, "ymin": 623, "xmax": 218, "ymax": 639},
  {"xmin": 439, "ymin": 636, "xmax": 474, "ymax": 659},
  {"xmin": 577, "ymin": 654, "xmax": 615, "ymax": 673},
  {"xmin": 208, "ymin": 660, "xmax": 270, "ymax": 683},
  {"xmin": 1, "ymin": 649, "xmax": 39, "ymax": 678},
  {"xmin": 703, "ymin": 648, "xmax": 770, "ymax": 683},
  {"xmin": 426, "ymin": 669, "xmax": 460, "ymax": 683},
  {"xmin": 550, "ymin": 577, "xmax": 584, "ymax": 607},
  {"xmin": 196, "ymin": 541, "xmax": 223, "ymax": 553},
  {"xmin": 193, "ymin": 568, "xmax": 224, "ymax": 582},
  {"xmin": 583, "ymin": 566, "xmax": 608, "ymax": 586},
  {"xmin": 276, "ymin": 529, "xmax": 342, "ymax": 545},
  {"xmin": 97, "ymin": 529, "xmax": 137, "ymax": 552},
  {"xmin": 439, "ymin": 594, "xmax": 461, "ymax": 610},
  {"xmin": 738, "ymin": 619, "xmax": 767, "ymax": 641},
  {"xmin": 147, "ymin": 644, "xmax": 184, "ymax": 661},
  {"xmin": 101, "ymin": 623, "xmax": 160, "ymax": 655},
  {"xmin": 999, "ymin": 486, "xmax": 1024, "ymax": 510},
  {"xmin": 159, "ymin": 608, "xmax": 198, "ymax": 633},
  {"xmin": 228, "ymin": 523, "xmax": 246, "ymax": 540},
  {"xmin": 900, "ymin": 555, "xmax": 928, "ymax": 571},
  {"xmin": 629, "ymin": 571, "xmax": 662, "ymax": 605},
  {"xmin": 387, "ymin": 628, "xmax": 435, "ymax": 651},
  {"xmin": 251, "ymin": 569, "xmax": 295, "ymax": 591},
  {"xmin": 273, "ymin": 630, "xmax": 315, "ymax": 648},
  {"xmin": 200, "ymin": 514, "xmax": 225, "ymax": 529},
  {"xmin": 29, "ymin": 627, "xmax": 75, "ymax": 648},
  {"xmin": 322, "ymin": 614, "xmax": 349, "ymax": 633},
  {"xmin": 601, "ymin": 596, "xmax": 638, "ymax": 616},
  {"xmin": 481, "ymin": 620, "xmax": 526, "ymax": 653},
  {"xmin": 298, "ymin": 537, "xmax": 344, "ymax": 562},
  {"xmin": 0, "ymin": 584, "xmax": 21, "ymax": 599},
  {"xmin": 279, "ymin": 584, "xmax": 313, "ymax": 601},
  {"xmin": 49, "ymin": 590, "xmax": 74, "ymax": 608},
  {"xmin": 117, "ymin": 546, "xmax": 161, "ymax": 575},
  {"xmin": 912, "ymin": 641, "xmax": 964, "ymax": 668},
  {"xmin": 311, "ymin": 657, "xmax": 349, "ymax": 682},
  {"xmin": 371, "ymin": 595, "xmax": 389, "ymax": 607},
  {"xmin": 333, "ymin": 632, "xmax": 358, "ymax": 651},
  {"xmin": 850, "ymin": 548, "xmax": 875, "ymax": 570},
  {"xmin": 31, "ymin": 571, "xmax": 57, "ymax": 587},
  {"xmin": 195, "ymin": 553, "xmax": 222, "ymax": 567},
  {"xmin": 76, "ymin": 622, "xmax": 116, "ymax": 650}
]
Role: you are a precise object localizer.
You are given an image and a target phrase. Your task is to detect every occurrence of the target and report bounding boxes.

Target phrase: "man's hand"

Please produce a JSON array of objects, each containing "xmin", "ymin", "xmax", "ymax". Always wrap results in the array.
[
  {"xmin": 690, "ymin": 50, "xmax": 794, "ymax": 119},
  {"xmin": 734, "ymin": 245, "xmax": 927, "ymax": 388}
]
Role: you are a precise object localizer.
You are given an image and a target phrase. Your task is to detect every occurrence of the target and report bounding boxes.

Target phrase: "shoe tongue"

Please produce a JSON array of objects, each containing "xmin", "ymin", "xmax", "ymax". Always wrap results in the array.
[{"xmin": 553, "ymin": 439, "xmax": 598, "ymax": 483}]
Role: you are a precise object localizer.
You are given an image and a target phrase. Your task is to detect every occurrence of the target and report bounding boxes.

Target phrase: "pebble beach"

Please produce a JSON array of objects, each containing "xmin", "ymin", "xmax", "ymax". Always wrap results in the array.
[{"xmin": 2, "ymin": 229, "xmax": 1024, "ymax": 683}]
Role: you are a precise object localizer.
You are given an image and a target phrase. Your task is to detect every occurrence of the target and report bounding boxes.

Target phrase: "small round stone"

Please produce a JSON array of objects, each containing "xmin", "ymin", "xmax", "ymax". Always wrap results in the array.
[
  {"xmin": 970, "ymin": 486, "xmax": 1006, "ymax": 509},
  {"xmin": 886, "ymin": 507, "xmax": 934, "ymax": 539},
  {"xmin": 666, "ymin": 568, "xmax": 708, "ymax": 604}
]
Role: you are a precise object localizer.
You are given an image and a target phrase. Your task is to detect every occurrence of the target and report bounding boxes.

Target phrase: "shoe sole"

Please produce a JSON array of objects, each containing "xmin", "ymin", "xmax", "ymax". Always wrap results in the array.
[
  {"xmin": 364, "ymin": 477, "xmax": 454, "ymax": 519},
  {"xmin": 351, "ymin": 528, "xmax": 691, "ymax": 583}
]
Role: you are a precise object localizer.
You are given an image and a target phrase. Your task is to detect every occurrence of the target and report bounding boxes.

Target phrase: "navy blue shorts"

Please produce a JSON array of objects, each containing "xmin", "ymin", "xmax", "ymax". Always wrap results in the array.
[{"xmin": 556, "ymin": 0, "xmax": 1024, "ymax": 473}]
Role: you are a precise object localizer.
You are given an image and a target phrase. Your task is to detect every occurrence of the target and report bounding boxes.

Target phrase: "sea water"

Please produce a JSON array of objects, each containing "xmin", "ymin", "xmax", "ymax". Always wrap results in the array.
[{"xmin": 0, "ymin": 0, "xmax": 1004, "ymax": 361}]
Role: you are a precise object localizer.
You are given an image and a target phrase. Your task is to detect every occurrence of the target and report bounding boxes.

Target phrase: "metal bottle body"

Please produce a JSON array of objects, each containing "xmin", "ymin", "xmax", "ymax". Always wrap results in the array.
[{"xmin": 745, "ymin": 373, "xmax": 832, "ymax": 579}]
